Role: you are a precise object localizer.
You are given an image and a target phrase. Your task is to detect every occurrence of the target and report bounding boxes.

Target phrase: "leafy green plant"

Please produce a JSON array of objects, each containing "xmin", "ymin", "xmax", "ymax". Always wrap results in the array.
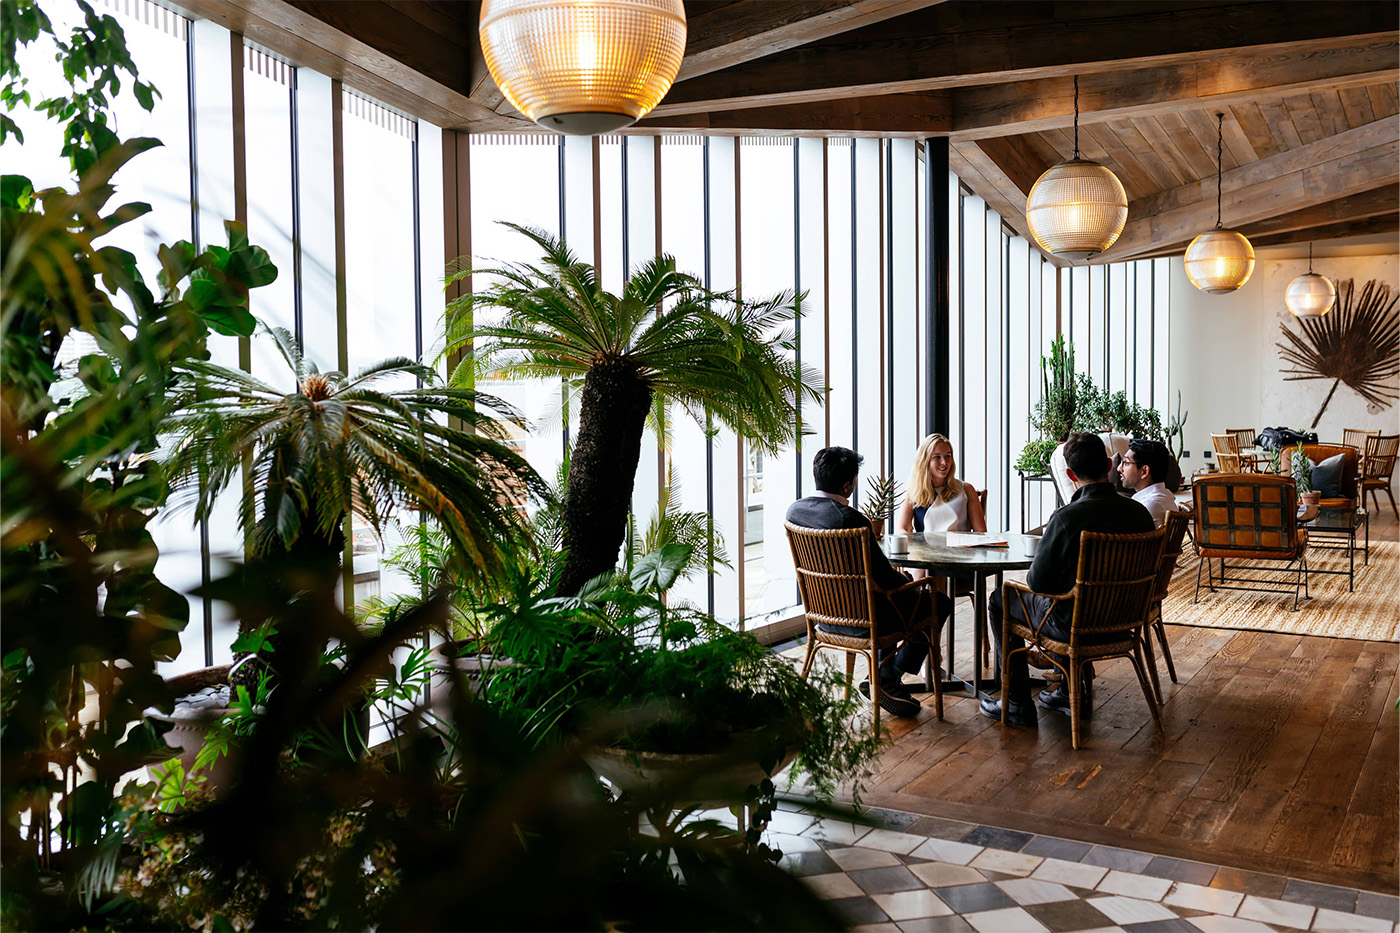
[
  {"xmin": 1292, "ymin": 448, "xmax": 1313, "ymax": 494},
  {"xmin": 1015, "ymin": 438, "xmax": 1060, "ymax": 475},
  {"xmin": 445, "ymin": 222, "xmax": 822, "ymax": 596}
]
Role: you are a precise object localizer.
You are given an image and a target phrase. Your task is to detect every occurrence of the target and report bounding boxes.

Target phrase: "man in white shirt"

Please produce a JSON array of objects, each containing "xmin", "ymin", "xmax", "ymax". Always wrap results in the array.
[{"xmin": 1119, "ymin": 439, "xmax": 1179, "ymax": 527}]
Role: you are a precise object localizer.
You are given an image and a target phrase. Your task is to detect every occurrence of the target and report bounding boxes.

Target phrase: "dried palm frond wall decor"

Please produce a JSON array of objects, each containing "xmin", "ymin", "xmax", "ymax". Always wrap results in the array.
[{"xmin": 1277, "ymin": 278, "xmax": 1399, "ymax": 428}]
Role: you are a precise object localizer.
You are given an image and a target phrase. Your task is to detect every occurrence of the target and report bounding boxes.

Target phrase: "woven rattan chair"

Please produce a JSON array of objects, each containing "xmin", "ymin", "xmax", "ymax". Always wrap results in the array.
[
  {"xmin": 1210, "ymin": 433, "xmax": 1245, "ymax": 473},
  {"xmin": 1226, "ymin": 428, "xmax": 1267, "ymax": 472},
  {"xmin": 786, "ymin": 522, "xmax": 944, "ymax": 734},
  {"xmin": 1192, "ymin": 474, "xmax": 1308, "ymax": 610},
  {"xmin": 1342, "ymin": 428, "xmax": 1380, "ymax": 454},
  {"xmin": 999, "ymin": 526, "xmax": 1168, "ymax": 749},
  {"xmin": 1141, "ymin": 510, "xmax": 1190, "ymax": 704},
  {"xmin": 1361, "ymin": 433, "xmax": 1399, "ymax": 520}
]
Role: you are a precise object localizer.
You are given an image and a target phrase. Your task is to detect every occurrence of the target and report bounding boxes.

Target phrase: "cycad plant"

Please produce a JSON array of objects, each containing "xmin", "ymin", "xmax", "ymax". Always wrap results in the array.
[
  {"xmin": 446, "ymin": 223, "xmax": 821, "ymax": 596},
  {"xmin": 165, "ymin": 325, "xmax": 548, "ymax": 683}
]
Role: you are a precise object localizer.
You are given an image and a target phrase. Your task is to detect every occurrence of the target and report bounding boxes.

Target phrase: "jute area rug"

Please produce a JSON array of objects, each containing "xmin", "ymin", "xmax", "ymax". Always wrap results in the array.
[{"xmin": 1162, "ymin": 539, "xmax": 1399, "ymax": 642}]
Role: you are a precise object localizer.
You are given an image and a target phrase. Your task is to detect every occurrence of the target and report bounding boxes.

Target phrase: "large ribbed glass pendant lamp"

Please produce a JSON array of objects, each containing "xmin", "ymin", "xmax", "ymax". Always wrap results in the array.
[
  {"xmin": 1285, "ymin": 243, "xmax": 1336, "ymax": 318},
  {"xmin": 1184, "ymin": 113, "xmax": 1255, "ymax": 294},
  {"xmin": 1026, "ymin": 75, "xmax": 1128, "ymax": 261},
  {"xmin": 479, "ymin": 0, "xmax": 687, "ymax": 136}
]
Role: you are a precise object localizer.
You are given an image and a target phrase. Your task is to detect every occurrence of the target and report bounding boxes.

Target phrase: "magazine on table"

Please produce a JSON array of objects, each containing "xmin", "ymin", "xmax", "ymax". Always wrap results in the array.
[{"xmin": 945, "ymin": 531, "xmax": 1009, "ymax": 548}]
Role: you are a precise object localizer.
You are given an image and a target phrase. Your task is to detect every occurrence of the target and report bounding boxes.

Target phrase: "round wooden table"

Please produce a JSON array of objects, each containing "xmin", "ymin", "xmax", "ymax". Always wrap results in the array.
[{"xmin": 885, "ymin": 532, "xmax": 1037, "ymax": 700}]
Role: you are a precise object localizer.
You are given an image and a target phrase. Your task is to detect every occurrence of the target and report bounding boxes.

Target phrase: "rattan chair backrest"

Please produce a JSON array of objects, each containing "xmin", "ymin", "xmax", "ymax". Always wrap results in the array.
[
  {"xmin": 1069, "ymin": 526, "xmax": 1167, "ymax": 640},
  {"xmin": 1363, "ymin": 434, "xmax": 1399, "ymax": 481},
  {"xmin": 1192, "ymin": 474, "xmax": 1299, "ymax": 552},
  {"xmin": 1226, "ymin": 428, "xmax": 1257, "ymax": 449},
  {"xmin": 1150, "ymin": 510, "xmax": 1191, "ymax": 603},
  {"xmin": 785, "ymin": 522, "xmax": 880, "ymax": 630},
  {"xmin": 1210, "ymin": 433, "xmax": 1242, "ymax": 472},
  {"xmin": 1343, "ymin": 428, "xmax": 1380, "ymax": 452}
]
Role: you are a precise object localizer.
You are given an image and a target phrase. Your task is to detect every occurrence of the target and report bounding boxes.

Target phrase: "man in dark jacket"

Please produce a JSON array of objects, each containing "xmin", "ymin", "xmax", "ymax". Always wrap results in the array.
[
  {"xmin": 980, "ymin": 432, "xmax": 1154, "ymax": 726},
  {"xmin": 787, "ymin": 446, "xmax": 948, "ymax": 718}
]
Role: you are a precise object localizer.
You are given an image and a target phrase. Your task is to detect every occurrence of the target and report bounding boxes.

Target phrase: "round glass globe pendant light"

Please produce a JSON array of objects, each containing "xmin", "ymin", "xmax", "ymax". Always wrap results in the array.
[
  {"xmin": 479, "ymin": 0, "xmax": 687, "ymax": 136},
  {"xmin": 1183, "ymin": 114, "xmax": 1255, "ymax": 294},
  {"xmin": 1285, "ymin": 243, "xmax": 1336, "ymax": 318},
  {"xmin": 1025, "ymin": 75, "xmax": 1128, "ymax": 261}
]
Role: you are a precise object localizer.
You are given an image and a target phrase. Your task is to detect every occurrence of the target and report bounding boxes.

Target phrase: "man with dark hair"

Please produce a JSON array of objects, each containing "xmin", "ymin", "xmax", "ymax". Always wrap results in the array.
[
  {"xmin": 1120, "ymin": 438, "xmax": 1178, "ymax": 527},
  {"xmin": 980, "ymin": 432, "xmax": 1154, "ymax": 726},
  {"xmin": 787, "ymin": 446, "xmax": 948, "ymax": 718}
]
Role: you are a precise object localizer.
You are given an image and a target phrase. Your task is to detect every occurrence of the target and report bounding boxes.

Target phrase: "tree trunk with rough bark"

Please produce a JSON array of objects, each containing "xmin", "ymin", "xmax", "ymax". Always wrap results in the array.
[{"xmin": 556, "ymin": 361, "xmax": 653, "ymax": 596}]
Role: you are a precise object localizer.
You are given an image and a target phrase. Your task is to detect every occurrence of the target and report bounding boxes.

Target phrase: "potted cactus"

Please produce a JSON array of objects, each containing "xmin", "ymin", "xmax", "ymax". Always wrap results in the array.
[{"xmin": 861, "ymin": 474, "xmax": 901, "ymax": 538}]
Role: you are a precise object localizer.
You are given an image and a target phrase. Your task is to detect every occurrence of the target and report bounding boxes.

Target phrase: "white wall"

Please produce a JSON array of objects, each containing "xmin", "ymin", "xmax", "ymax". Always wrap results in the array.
[{"xmin": 1169, "ymin": 247, "xmax": 1399, "ymax": 498}]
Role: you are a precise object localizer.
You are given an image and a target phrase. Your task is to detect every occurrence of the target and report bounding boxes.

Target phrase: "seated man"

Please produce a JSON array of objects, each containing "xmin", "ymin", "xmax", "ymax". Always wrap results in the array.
[
  {"xmin": 981, "ymin": 432, "xmax": 1154, "ymax": 726},
  {"xmin": 1119, "ymin": 438, "xmax": 1179, "ymax": 527},
  {"xmin": 787, "ymin": 446, "xmax": 950, "ymax": 718}
]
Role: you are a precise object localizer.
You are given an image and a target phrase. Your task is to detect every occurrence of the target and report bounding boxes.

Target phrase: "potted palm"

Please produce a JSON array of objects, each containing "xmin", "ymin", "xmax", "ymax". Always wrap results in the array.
[
  {"xmin": 161, "ymin": 325, "xmax": 549, "ymax": 700},
  {"xmin": 445, "ymin": 223, "xmax": 821, "ymax": 596},
  {"xmin": 861, "ymin": 473, "xmax": 900, "ymax": 538}
]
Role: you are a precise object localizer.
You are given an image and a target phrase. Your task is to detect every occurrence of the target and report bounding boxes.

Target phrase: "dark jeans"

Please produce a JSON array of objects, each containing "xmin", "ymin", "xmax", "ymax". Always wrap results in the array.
[
  {"xmin": 817, "ymin": 591, "xmax": 952, "ymax": 681},
  {"xmin": 988, "ymin": 588, "xmax": 1097, "ymax": 705}
]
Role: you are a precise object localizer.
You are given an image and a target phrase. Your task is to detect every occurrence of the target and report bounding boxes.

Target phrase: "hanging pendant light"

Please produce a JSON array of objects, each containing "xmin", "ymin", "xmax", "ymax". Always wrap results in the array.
[
  {"xmin": 1285, "ymin": 243, "xmax": 1336, "ymax": 318},
  {"xmin": 479, "ymin": 0, "xmax": 687, "ymax": 136},
  {"xmin": 1184, "ymin": 113, "xmax": 1255, "ymax": 294},
  {"xmin": 1026, "ymin": 75, "xmax": 1128, "ymax": 261}
]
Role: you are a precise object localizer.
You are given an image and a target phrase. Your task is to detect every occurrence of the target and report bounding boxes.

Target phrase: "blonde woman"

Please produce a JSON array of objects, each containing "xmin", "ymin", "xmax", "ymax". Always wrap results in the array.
[{"xmin": 898, "ymin": 434, "xmax": 988, "ymax": 537}]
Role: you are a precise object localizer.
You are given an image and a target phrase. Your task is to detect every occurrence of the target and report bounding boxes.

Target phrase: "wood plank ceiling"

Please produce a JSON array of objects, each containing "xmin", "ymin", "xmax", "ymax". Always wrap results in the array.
[{"xmin": 170, "ymin": 0, "xmax": 1400, "ymax": 265}]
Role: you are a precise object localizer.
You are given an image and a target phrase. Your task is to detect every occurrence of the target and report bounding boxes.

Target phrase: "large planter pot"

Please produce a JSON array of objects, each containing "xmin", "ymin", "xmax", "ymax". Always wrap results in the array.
[
  {"xmin": 148, "ymin": 663, "xmax": 237, "ymax": 791},
  {"xmin": 584, "ymin": 736, "xmax": 800, "ymax": 804}
]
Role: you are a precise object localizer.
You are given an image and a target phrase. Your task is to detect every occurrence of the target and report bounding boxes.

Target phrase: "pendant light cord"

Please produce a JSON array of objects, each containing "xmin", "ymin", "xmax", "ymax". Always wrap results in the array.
[
  {"xmin": 1073, "ymin": 75, "xmax": 1080, "ymax": 158},
  {"xmin": 1215, "ymin": 112, "xmax": 1224, "ymax": 230},
  {"xmin": 1308, "ymin": 242, "xmax": 1314, "ymax": 273}
]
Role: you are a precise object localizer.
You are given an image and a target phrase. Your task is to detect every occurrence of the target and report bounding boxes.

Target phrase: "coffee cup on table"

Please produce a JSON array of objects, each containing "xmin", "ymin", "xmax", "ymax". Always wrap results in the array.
[
  {"xmin": 1019, "ymin": 534, "xmax": 1041, "ymax": 557},
  {"xmin": 886, "ymin": 533, "xmax": 909, "ymax": 555}
]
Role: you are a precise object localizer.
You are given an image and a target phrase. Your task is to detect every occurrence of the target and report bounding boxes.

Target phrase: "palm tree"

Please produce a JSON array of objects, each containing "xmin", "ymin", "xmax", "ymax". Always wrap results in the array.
[
  {"xmin": 446, "ymin": 223, "xmax": 821, "ymax": 596},
  {"xmin": 164, "ymin": 325, "xmax": 549, "ymax": 682}
]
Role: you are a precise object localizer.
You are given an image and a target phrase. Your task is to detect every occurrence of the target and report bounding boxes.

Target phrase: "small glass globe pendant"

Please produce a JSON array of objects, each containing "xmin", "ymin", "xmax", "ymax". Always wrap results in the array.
[
  {"xmin": 1184, "ymin": 229, "xmax": 1255, "ymax": 294},
  {"xmin": 1285, "ymin": 245, "xmax": 1335, "ymax": 318},
  {"xmin": 1187, "ymin": 113, "xmax": 1254, "ymax": 294},
  {"xmin": 479, "ymin": 0, "xmax": 687, "ymax": 136}
]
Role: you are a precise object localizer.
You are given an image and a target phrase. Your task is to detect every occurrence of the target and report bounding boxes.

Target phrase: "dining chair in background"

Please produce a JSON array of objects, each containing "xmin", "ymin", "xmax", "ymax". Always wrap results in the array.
[{"xmin": 1361, "ymin": 434, "xmax": 1399, "ymax": 520}]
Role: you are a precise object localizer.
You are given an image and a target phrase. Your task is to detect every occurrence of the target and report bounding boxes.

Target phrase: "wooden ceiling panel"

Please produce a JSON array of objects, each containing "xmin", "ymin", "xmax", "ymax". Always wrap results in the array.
[{"xmin": 179, "ymin": 0, "xmax": 1399, "ymax": 263}]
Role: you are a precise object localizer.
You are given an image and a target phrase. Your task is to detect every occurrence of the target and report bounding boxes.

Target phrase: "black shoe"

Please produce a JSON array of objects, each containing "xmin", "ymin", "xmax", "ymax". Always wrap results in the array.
[
  {"xmin": 1036, "ymin": 685, "xmax": 1093, "ymax": 719},
  {"xmin": 859, "ymin": 680, "xmax": 921, "ymax": 718},
  {"xmin": 979, "ymin": 696, "xmax": 1038, "ymax": 727}
]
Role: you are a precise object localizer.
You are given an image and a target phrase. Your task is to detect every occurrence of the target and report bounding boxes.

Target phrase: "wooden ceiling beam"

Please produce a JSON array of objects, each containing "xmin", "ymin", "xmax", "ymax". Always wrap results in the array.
[
  {"xmin": 1116, "ymin": 188, "xmax": 1399, "ymax": 260},
  {"xmin": 949, "ymin": 140, "xmax": 1062, "ymax": 266},
  {"xmin": 634, "ymin": 89, "xmax": 949, "ymax": 137},
  {"xmin": 656, "ymin": 2, "xmax": 1399, "ymax": 117},
  {"xmin": 1243, "ymin": 213, "xmax": 1398, "ymax": 249},
  {"xmin": 171, "ymin": 0, "xmax": 527, "ymax": 131},
  {"xmin": 1097, "ymin": 116, "xmax": 1400, "ymax": 262},
  {"xmin": 678, "ymin": 0, "xmax": 947, "ymax": 82},
  {"xmin": 952, "ymin": 39, "xmax": 1398, "ymax": 139}
]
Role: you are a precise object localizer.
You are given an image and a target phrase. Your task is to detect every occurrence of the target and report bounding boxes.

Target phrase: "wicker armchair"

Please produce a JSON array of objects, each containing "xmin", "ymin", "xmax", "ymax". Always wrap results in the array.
[
  {"xmin": 786, "ymin": 522, "xmax": 944, "ymax": 734},
  {"xmin": 1192, "ymin": 474, "xmax": 1308, "ymax": 611},
  {"xmin": 999, "ymin": 526, "xmax": 1168, "ymax": 749},
  {"xmin": 1361, "ymin": 434, "xmax": 1399, "ymax": 520},
  {"xmin": 1283, "ymin": 443, "xmax": 1359, "ymax": 509},
  {"xmin": 1142, "ymin": 511, "xmax": 1191, "ymax": 704}
]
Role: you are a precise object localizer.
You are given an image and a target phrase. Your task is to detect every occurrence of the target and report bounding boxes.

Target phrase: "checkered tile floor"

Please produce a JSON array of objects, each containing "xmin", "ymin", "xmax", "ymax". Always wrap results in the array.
[{"xmin": 758, "ymin": 805, "xmax": 1399, "ymax": 933}]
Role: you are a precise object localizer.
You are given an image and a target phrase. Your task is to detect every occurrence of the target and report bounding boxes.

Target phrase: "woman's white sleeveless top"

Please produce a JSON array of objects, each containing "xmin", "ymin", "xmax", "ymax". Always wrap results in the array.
[{"xmin": 914, "ymin": 487, "xmax": 969, "ymax": 533}]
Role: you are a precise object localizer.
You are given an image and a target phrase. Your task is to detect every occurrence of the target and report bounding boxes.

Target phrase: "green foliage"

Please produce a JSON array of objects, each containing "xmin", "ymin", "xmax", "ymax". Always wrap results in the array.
[
  {"xmin": 1164, "ymin": 389, "xmax": 1189, "ymax": 459},
  {"xmin": 1015, "ymin": 438, "xmax": 1060, "ymax": 475},
  {"xmin": 0, "ymin": 0, "xmax": 159, "ymax": 175},
  {"xmin": 1292, "ymin": 448, "xmax": 1313, "ymax": 494}
]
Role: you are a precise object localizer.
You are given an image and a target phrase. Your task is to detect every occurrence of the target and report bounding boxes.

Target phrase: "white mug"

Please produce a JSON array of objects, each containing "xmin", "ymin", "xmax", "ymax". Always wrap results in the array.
[
  {"xmin": 886, "ymin": 533, "xmax": 909, "ymax": 555},
  {"xmin": 1020, "ymin": 534, "xmax": 1041, "ymax": 557}
]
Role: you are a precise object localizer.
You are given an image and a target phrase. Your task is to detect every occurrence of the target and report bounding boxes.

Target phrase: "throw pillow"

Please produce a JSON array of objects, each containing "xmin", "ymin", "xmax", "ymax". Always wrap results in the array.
[{"xmin": 1311, "ymin": 453, "xmax": 1346, "ymax": 499}]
